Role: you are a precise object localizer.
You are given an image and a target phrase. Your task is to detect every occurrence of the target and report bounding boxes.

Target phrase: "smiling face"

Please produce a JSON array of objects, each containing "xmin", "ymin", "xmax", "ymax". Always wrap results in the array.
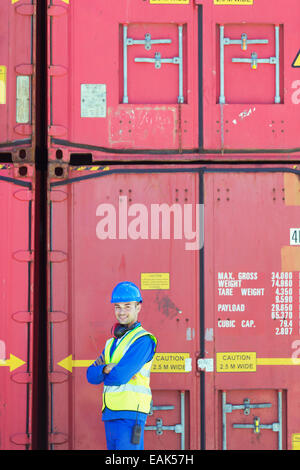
[{"xmin": 114, "ymin": 301, "xmax": 141, "ymax": 328}]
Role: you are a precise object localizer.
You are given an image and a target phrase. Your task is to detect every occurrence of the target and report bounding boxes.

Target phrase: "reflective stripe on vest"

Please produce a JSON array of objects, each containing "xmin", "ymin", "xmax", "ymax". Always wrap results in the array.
[{"xmin": 102, "ymin": 326, "xmax": 157, "ymax": 414}]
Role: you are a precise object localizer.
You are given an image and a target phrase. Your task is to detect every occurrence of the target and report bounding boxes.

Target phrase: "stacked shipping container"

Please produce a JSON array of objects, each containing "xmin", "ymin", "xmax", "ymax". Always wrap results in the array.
[
  {"xmin": 0, "ymin": 0, "xmax": 36, "ymax": 450},
  {"xmin": 1, "ymin": 0, "xmax": 300, "ymax": 450},
  {"xmin": 47, "ymin": 0, "xmax": 300, "ymax": 450}
]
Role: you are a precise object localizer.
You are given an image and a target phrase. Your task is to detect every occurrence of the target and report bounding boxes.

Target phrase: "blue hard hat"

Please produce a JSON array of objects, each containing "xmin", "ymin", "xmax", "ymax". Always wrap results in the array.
[{"xmin": 111, "ymin": 281, "xmax": 143, "ymax": 303}]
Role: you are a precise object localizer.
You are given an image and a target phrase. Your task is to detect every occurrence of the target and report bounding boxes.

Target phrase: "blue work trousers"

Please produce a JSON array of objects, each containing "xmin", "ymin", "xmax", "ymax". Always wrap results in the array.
[{"xmin": 104, "ymin": 419, "xmax": 145, "ymax": 450}]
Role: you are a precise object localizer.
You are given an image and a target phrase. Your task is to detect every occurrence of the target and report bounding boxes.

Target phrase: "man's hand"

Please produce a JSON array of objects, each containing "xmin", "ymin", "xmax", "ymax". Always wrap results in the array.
[
  {"xmin": 103, "ymin": 363, "xmax": 117, "ymax": 374},
  {"xmin": 94, "ymin": 354, "xmax": 105, "ymax": 366}
]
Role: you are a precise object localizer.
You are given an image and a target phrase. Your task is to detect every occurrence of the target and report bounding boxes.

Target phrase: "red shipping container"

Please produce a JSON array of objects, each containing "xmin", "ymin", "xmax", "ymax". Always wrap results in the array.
[
  {"xmin": 0, "ymin": 164, "xmax": 35, "ymax": 449},
  {"xmin": 0, "ymin": 1, "xmax": 36, "ymax": 163},
  {"xmin": 47, "ymin": 0, "xmax": 197, "ymax": 162},
  {"xmin": 49, "ymin": 162, "xmax": 300, "ymax": 450},
  {"xmin": 201, "ymin": 0, "xmax": 300, "ymax": 157},
  {"xmin": 48, "ymin": 0, "xmax": 300, "ymax": 163}
]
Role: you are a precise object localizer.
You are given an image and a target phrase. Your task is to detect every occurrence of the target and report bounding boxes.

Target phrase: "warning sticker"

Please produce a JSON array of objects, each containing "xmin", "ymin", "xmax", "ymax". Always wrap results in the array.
[
  {"xmin": 150, "ymin": 0, "xmax": 189, "ymax": 4},
  {"xmin": 141, "ymin": 273, "xmax": 170, "ymax": 290},
  {"xmin": 292, "ymin": 50, "xmax": 300, "ymax": 68},
  {"xmin": 292, "ymin": 434, "xmax": 300, "ymax": 450},
  {"xmin": 216, "ymin": 352, "xmax": 256, "ymax": 372},
  {"xmin": 0, "ymin": 66, "xmax": 7, "ymax": 105},
  {"xmin": 151, "ymin": 353, "xmax": 191, "ymax": 373},
  {"xmin": 214, "ymin": 0, "xmax": 253, "ymax": 4}
]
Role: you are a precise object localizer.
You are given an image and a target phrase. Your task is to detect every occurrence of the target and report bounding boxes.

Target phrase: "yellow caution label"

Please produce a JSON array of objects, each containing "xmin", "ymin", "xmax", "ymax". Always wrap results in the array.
[
  {"xmin": 150, "ymin": 0, "xmax": 189, "ymax": 4},
  {"xmin": 141, "ymin": 273, "xmax": 170, "ymax": 290},
  {"xmin": 151, "ymin": 353, "xmax": 191, "ymax": 373},
  {"xmin": 217, "ymin": 352, "xmax": 256, "ymax": 372},
  {"xmin": 214, "ymin": 0, "xmax": 253, "ymax": 4},
  {"xmin": 0, "ymin": 66, "xmax": 7, "ymax": 105},
  {"xmin": 292, "ymin": 434, "xmax": 300, "ymax": 450}
]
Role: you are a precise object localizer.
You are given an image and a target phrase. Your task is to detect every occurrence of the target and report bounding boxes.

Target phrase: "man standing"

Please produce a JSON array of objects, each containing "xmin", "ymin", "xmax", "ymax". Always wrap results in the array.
[{"xmin": 86, "ymin": 281, "xmax": 157, "ymax": 450}]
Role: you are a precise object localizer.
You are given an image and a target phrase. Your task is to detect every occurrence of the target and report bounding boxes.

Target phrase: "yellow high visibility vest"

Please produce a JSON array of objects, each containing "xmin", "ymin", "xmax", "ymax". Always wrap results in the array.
[{"xmin": 102, "ymin": 325, "xmax": 157, "ymax": 414}]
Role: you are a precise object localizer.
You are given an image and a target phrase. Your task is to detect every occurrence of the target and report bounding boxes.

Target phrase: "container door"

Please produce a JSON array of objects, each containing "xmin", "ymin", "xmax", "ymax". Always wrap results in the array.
[
  {"xmin": 220, "ymin": 389, "xmax": 285, "ymax": 450},
  {"xmin": 0, "ymin": 165, "xmax": 34, "ymax": 449},
  {"xmin": 47, "ymin": 0, "xmax": 198, "ymax": 161},
  {"xmin": 49, "ymin": 165, "xmax": 201, "ymax": 450},
  {"xmin": 203, "ymin": 168, "xmax": 300, "ymax": 450},
  {"xmin": 0, "ymin": 1, "xmax": 36, "ymax": 162},
  {"xmin": 201, "ymin": 0, "xmax": 300, "ymax": 156}
]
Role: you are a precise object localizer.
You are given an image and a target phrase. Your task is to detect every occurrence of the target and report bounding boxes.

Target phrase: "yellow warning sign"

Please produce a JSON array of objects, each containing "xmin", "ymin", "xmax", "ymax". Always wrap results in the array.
[
  {"xmin": 214, "ymin": 0, "xmax": 253, "ymax": 4},
  {"xmin": 292, "ymin": 50, "xmax": 300, "ymax": 68},
  {"xmin": 0, "ymin": 66, "xmax": 7, "ymax": 105},
  {"xmin": 150, "ymin": 0, "xmax": 189, "ymax": 4},
  {"xmin": 217, "ymin": 352, "xmax": 256, "ymax": 372},
  {"xmin": 141, "ymin": 273, "xmax": 170, "ymax": 290},
  {"xmin": 151, "ymin": 353, "xmax": 191, "ymax": 373},
  {"xmin": 292, "ymin": 434, "xmax": 300, "ymax": 450}
]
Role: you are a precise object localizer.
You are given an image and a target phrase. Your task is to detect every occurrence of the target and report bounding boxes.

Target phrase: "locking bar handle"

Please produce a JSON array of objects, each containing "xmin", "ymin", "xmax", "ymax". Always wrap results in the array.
[
  {"xmin": 123, "ymin": 26, "xmax": 173, "ymax": 103},
  {"xmin": 145, "ymin": 391, "xmax": 185, "ymax": 450},
  {"xmin": 219, "ymin": 25, "xmax": 280, "ymax": 104},
  {"xmin": 126, "ymin": 25, "xmax": 184, "ymax": 104}
]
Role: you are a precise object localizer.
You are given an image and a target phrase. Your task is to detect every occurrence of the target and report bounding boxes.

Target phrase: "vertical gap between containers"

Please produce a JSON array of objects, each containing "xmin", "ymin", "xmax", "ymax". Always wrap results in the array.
[
  {"xmin": 32, "ymin": 0, "xmax": 48, "ymax": 450},
  {"xmin": 199, "ymin": 170, "xmax": 205, "ymax": 450},
  {"xmin": 198, "ymin": 5, "xmax": 203, "ymax": 151}
]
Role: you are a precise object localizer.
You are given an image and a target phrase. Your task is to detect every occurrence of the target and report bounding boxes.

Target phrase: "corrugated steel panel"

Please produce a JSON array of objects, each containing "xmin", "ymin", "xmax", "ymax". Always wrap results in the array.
[
  {"xmin": 48, "ymin": 0, "xmax": 300, "ymax": 162},
  {"xmin": 49, "ymin": 162, "xmax": 300, "ymax": 450},
  {"xmin": 202, "ymin": 0, "xmax": 300, "ymax": 156},
  {"xmin": 0, "ymin": 164, "xmax": 34, "ymax": 449},
  {"xmin": 47, "ymin": 0, "xmax": 197, "ymax": 162},
  {"xmin": 0, "ymin": 1, "xmax": 36, "ymax": 162},
  {"xmin": 203, "ymin": 168, "xmax": 300, "ymax": 450}
]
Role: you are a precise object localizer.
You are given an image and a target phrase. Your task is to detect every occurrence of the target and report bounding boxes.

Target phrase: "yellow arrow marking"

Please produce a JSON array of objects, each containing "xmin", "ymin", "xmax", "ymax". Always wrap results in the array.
[
  {"xmin": 57, "ymin": 354, "xmax": 93, "ymax": 373},
  {"xmin": 61, "ymin": 0, "xmax": 70, "ymax": 3},
  {"xmin": 0, "ymin": 354, "xmax": 26, "ymax": 372}
]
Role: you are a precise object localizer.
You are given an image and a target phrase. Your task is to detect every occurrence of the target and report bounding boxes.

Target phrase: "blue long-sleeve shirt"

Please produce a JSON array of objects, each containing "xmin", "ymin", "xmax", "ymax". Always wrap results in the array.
[{"xmin": 86, "ymin": 330, "xmax": 156, "ymax": 422}]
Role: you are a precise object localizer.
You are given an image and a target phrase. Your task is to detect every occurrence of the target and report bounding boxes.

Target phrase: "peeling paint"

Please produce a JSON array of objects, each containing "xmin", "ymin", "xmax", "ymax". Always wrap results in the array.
[
  {"xmin": 186, "ymin": 327, "xmax": 195, "ymax": 341},
  {"xmin": 238, "ymin": 107, "xmax": 256, "ymax": 120},
  {"xmin": 108, "ymin": 106, "xmax": 176, "ymax": 146}
]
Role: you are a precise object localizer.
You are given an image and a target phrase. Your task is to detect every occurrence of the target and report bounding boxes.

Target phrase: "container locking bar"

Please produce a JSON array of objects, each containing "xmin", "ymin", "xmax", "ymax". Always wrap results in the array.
[
  {"xmin": 219, "ymin": 25, "xmax": 282, "ymax": 104},
  {"xmin": 123, "ymin": 25, "xmax": 172, "ymax": 103},
  {"xmin": 233, "ymin": 416, "xmax": 280, "ymax": 434},
  {"xmin": 222, "ymin": 391, "xmax": 283, "ymax": 450},
  {"xmin": 231, "ymin": 25, "xmax": 281, "ymax": 103},
  {"xmin": 223, "ymin": 397, "xmax": 272, "ymax": 416},
  {"xmin": 148, "ymin": 401, "xmax": 175, "ymax": 416},
  {"xmin": 145, "ymin": 391, "xmax": 185, "ymax": 450},
  {"xmin": 133, "ymin": 25, "xmax": 184, "ymax": 104}
]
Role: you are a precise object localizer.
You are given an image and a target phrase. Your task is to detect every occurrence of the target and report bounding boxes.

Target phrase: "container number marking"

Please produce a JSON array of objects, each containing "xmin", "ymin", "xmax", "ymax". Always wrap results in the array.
[{"xmin": 290, "ymin": 228, "xmax": 300, "ymax": 245}]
